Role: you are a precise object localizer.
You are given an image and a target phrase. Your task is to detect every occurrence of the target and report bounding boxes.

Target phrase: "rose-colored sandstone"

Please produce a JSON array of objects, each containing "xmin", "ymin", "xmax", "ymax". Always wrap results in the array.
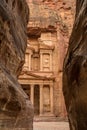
[
  {"xmin": 0, "ymin": 0, "xmax": 33, "ymax": 129},
  {"xmin": 63, "ymin": 0, "xmax": 87, "ymax": 129},
  {"xmin": 19, "ymin": 0, "xmax": 75, "ymax": 118}
]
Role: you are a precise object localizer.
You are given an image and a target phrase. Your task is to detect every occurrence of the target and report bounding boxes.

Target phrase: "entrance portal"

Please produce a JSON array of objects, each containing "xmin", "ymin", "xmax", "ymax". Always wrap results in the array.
[{"xmin": 34, "ymin": 85, "xmax": 40, "ymax": 115}]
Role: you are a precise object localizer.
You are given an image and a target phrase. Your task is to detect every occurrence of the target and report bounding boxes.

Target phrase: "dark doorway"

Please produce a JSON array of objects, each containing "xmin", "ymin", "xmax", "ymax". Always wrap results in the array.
[{"xmin": 34, "ymin": 85, "xmax": 40, "ymax": 115}]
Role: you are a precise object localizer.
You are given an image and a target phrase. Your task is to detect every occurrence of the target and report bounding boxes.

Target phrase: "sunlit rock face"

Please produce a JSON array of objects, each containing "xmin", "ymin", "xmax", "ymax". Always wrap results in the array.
[
  {"xmin": 0, "ymin": 0, "xmax": 33, "ymax": 129},
  {"xmin": 63, "ymin": 0, "xmax": 87, "ymax": 130},
  {"xmin": 25, "ymin": 0, "xmax": 75, "ymax": 118},
  {"xmin": 30, "ymin": 0, "xmax": 75, "ymax": 36}
]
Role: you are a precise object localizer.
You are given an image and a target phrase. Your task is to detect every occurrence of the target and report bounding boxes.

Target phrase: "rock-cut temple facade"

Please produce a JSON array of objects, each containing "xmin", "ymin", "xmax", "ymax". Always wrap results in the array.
[{"xmin": 18, "ymin": 0, "xmax": 75, "ymax": 118}]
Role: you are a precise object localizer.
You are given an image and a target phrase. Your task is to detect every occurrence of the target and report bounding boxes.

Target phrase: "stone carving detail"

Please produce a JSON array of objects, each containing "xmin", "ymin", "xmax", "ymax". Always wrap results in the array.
[
  {"xmin": 0, "ymin": 0, "xmax": 33, "ymax": 129},
  {"xmin": 43, "ymin": 54, "xmax": 50, "ymax": 71},
  {"xmin": 63, "ymin": 0, "xmax": 87, "ymax": 129}
]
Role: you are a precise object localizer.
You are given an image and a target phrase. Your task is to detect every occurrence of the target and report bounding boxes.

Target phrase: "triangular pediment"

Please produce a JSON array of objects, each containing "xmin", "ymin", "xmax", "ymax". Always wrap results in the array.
[
  {"xmin": 18, "ymin": 71, "xmax": 55, "ymax": 80},
  {"xmin": 19, "ymin": 71, "xmax": 45, "ymax": 79}
]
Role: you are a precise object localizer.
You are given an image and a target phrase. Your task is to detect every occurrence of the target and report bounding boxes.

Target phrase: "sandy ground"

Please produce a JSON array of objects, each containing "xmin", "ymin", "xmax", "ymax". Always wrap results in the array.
[{"xmin": 33, "ymin": 121, "xmax": 70, "ymax": 130}]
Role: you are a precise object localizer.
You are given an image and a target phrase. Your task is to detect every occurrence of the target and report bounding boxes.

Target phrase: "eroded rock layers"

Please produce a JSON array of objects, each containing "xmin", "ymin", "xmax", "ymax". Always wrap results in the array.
[
  {"xmin": 0, "ymin": 0, "xmax": 33, "ymax": 129},
  {"xmin": 63, "ymin": 0, "xmax": 87, "ymax": 130}
]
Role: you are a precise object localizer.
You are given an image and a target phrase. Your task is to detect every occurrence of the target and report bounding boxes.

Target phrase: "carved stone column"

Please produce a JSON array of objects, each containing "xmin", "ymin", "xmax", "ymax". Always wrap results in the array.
[
  {"xmin": 29, "ymin": 53, "xmax": 31, "ymax": 71},
  {"xmin": 40, "ymin": 52, "xmax": 43, "ymax": 71},
  {"xmin": 50, "ymin": 84, "xmax": 54, "ymax": 114},
  {"xmin": 30, "ymin": 84, "xmax": 34, "ymax": 105},
  {"xmin": 40, "ymin": 84, "xmax": 43, "ymax": 115},
  {"xmin": 50, "ymin": 52, "xmax": 52, "ymax": 71},
  {"xmin": 24, "ymin": 53, "xmax": 29, "ymax": 70}
]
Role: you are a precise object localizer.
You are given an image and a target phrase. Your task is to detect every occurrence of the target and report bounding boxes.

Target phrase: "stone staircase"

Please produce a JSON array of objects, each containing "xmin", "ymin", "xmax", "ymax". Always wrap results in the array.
[{"xmin": 34, "ymin": 116, "xmax": 68, "ymax": 122}]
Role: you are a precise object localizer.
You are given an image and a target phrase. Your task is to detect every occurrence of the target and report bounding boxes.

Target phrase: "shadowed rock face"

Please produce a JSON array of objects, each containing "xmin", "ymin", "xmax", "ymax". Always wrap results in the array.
[
  {"xmin": 0, "ymin": 0, "xmax": 33, "ymax": 129},
  {"xmin": 63, "ymin": 0, "xmax": 87, "ymax": 130}
]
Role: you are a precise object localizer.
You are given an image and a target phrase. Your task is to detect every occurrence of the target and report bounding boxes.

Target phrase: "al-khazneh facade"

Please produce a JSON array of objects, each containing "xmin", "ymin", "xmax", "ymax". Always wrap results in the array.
[{"xmin": 18, "ymin": 0, "xmax": 75, "ymax": 118}]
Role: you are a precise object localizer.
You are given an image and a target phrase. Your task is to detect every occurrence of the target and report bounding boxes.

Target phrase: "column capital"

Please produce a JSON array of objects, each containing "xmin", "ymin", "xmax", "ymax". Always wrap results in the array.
[
  {"xmin": 50, "ymin": 83, "xmax": 54, "ymax": 86},
  {"xmin": 40, "ymin": 52, "xmax": 43, "ymax": 54},
  {"xmin": 30, "ymin": 84, "xmax": 34, "ymax": 86},
  {"xmin": 39, "ymin": 84, "xmax": 43, "ymax": 87}
]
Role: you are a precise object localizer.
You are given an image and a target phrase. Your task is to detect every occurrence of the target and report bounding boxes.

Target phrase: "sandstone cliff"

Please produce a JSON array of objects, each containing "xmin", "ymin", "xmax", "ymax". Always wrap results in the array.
[
  {"xmin": 63, "ymin": 0, "xmax": 87, "ymax": 129},
  {"xmin": 41, "ymin": 0, "xmax": 76, "ymax": 117},
  {"xmin": 27, "ymin": 0, "xmax": 75, "ymax": 77},
  {"xmin": 25, "ymin": 0, "xmax": 75, "ymax": 117},
  {"xmin": 0, "ymin": 0, "xmax": 33, "ymax": 129}
]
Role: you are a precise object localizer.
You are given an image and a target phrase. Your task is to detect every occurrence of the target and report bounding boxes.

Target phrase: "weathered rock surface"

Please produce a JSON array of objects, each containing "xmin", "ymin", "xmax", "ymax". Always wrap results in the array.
[
  {"xmin": 63, "ymin": 0, "xmax": 87, "ymax": 129},
  {"xmin": 0, "ymin": 0, "xmax": 33, "ymax": 129},
  {"xmin": 25, "ymin": 0, "xmax": 75, "ymax": 118}
]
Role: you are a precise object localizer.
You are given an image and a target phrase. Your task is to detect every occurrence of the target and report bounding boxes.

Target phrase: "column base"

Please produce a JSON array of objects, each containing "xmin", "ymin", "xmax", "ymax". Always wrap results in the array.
[{"xmin": 39, "ymin": 113, "xmax": 54, "ymax": 117}]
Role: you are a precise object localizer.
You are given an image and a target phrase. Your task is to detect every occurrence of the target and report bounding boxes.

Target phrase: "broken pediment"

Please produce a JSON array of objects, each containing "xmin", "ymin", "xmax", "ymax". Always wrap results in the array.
[{"xmin": 38, "ymin": 39, "xmax": 55, "ymax": 50}]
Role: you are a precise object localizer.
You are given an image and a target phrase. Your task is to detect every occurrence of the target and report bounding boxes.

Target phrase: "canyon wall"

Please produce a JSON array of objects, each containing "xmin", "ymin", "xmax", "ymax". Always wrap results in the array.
[
  {"xmin": 0, "ymin": 0, "xmax": 33, "ymax": 129},
  {"xmin": 63, "ymin": 0, "xmax": 87, "ymax": 129}
]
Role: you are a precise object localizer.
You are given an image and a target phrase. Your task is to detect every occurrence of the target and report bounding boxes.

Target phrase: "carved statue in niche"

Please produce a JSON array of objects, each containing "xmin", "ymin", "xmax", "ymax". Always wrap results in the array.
[{"xmin": 43, "ymin": 54, "xmax": 50, "ymax": 71}]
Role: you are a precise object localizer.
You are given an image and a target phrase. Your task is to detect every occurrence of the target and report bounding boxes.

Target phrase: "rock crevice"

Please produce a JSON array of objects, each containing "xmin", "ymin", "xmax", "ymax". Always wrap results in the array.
[{"xmin": 63, "ymin": 0, "xmax": 87, "ymax": 130}]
